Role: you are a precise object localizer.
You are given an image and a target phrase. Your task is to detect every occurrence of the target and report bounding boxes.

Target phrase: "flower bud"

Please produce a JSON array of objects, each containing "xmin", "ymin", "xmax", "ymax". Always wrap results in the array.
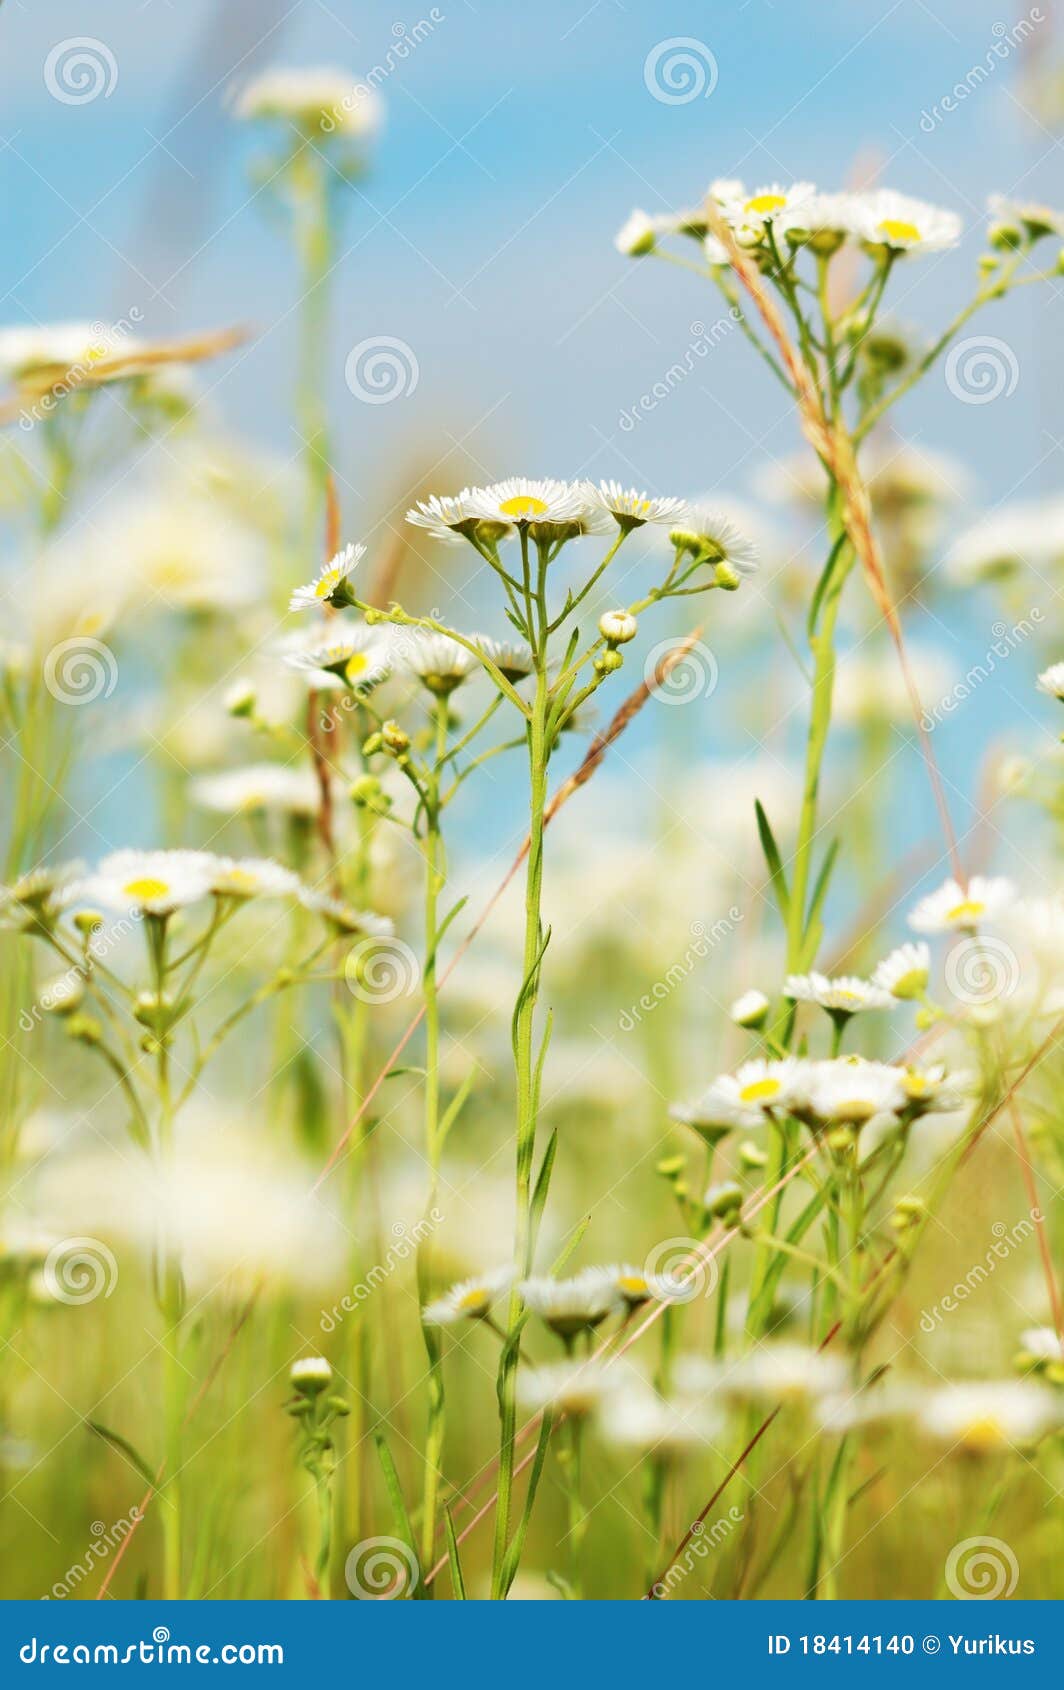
[
  {"xmin": 714, "ymin": 560, "xmax": 741, "ymax": 591},
  {"xmin": 42, "ymin": 975, "xmax": 84, "ymax": 1016},
  {"xmin": 705, "ymin": 1180, "xmax": 744, "ymax": 1222},
  {"xmin": 74, "ymin": 910, "xmax": 104, "ymax": 937},
  {"xmin": 381, "ymin": 719, "xmax": 410, "ymax": 754},
  {"xmin": 738, "ymin": 1140, "xmax": 768, "ymax": 1170},
  {"xmin": 730, "ymin": 989, "xmax": 769, "ymax": 1030},
  {"xmin": 224, "ymin": 679, "xmax": 256, "ymax": 718},
  {"xmin": 594, "ymin": 650, "xmax": 624, "ymax": 676},
  {"xmin": 598, "ymin": 609, "xmax": 638, "ymax": 646},
  {"xmin": 988, "ymin": 221, "xmax": 1023, "ymax": 251},
  {"xmin": 66, "ymin": 1013, "xmax": 102, "ymax": 1047},
  {"xmin": 290, "ymin": 1356, "xmax": 332, "ymax": 1396}
]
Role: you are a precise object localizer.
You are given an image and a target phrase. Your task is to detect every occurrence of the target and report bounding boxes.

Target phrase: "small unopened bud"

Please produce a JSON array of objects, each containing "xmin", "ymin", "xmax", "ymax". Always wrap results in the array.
[
  {"xmin": 705, "ymin": 1180, "xmax": 744, "ymax": 1223},
  {"xmin": 42, "ymin": 975, "xmax": 84, "ymax": 1016},
  {"xmin": 74, "ymin": 910, "xmax": 104, "ymax": 937},
  {"xmin": 714, "ymin": 560, "xmax": 741, "ymax": 591},
  {"xmin": 1055, "ymin": 248, "xmax": 1064, "ymax": 276},
  {"xmin": 290, "ymin": 1356, "xmax": 332, "ymax": 1396},
  {"xmin": 66, "ymin": 1013, "xmax": 102, "ymax": 1047},
  {"xmin": 361, "ymin": 732, "xmax": 384, "ymax": 756},
  {"xmin": 381, "ymin": 720, "xmax": 410, "ymax": 754},
  {"xmin": 988, "ymin": 221, "xmax": 1023, "ymax": 251},
  {"xmin": 133, "ymin": 991, "xmax": 172, "ymax": 1032},
  {"xmin": 656, "ymin": 1154, "xmax": 686, "ymax": 1183},
  {"xmin": 738, "ymin": 1140, "xmax": 768, "ymax": 1170},
  {"xmin": 730, "ymin": 989, "xmax": 769, "ymax": 1030},
  {"xmin": 594, "ymin": 650, "xmax": 624, "ymax": 676},
  {"xmin": 598, "ymin": 609, "xmax": 638, "ymax": 646},
  {"xmin": 326, "ymin": 1395, "xmax": 351, "ymax": 1417},
  {"xmin": 224, "ymin": 679, "xmax": 256, "ymax": 718}
]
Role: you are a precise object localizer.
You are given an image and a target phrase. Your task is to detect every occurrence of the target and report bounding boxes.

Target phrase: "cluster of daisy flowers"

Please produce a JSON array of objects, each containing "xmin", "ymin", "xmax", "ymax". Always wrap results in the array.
[
  {"xmin": 617, "ymin": 181, "xmax": 1064, "ymax": 272},
  {"xmin": 2, "ymin": 849, "xmax": 390, "ymax": 938}
]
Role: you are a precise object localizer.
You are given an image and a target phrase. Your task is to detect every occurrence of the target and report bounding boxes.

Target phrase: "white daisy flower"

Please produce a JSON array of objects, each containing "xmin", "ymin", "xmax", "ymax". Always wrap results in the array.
[
  {"xmin": 670, "ymin": 508, "xmax": 759, "ymax": 577},
  {"xmin": 290, "ymin": 1356, "xmax": 332, "ymax": 1394},
  {"xmin": 472, "ymin": 635, "xmax": 535, "ymax": 681},
  {"xmin": 466, "ymin": 477, "xmax": 589, "ymax": 530},
  {"xmin": 614, "ymin": 210, "xmax": 657, "ymax": 256},
  {"xmin": 1, "ymin": 863, "xmax": 85, "ymax": 923},
  {"xmin": 1018, "ymin": 1326, "xmax": 1064, "ymax": 1363},
  {"xmin": 600, "ymin": 1388, "xmax": 721, "ymax": 1454},
  {"xmin": 730, "ymin": 989, "xmax": 770, "ymax": 1029},
  {"xmin": 945, "ymin": 498, "xmax": 1064, "ymax": 586},
  {"xmin": 908, "ymin": 876, "xmax": 1016, "ymax": 933},
  {"xmin": 716, "ymin": 1343, "xmax": 848, "ymax": 1404},
  {"xmin": 190, "ymin": 763, "xmax": 321, "ymax": 817},
  {"xmin": 289, "ymin": 542, "xmax": 365, "ymax": 611},
  {"xmin": 920, "ymin": 1381, "xmax": 1061, "ymax": 1450},
  {"xmin": 518, "ymin": 1268, "xmax": 624, "ymax": 1338},
  {"xmin": 422, "ymin": 1266, "xmax": 513, "ymax": 1326},
  {"xmin": 671, "ymin": 1059, "xmax": 806, "ymax": 1137},
  {"xmin": 582, "ymin": 480, "xmax": 689, "ymax": 531},
  {"xmin": 234, "ymin": 67, "xmax": 381, "ymax": 139},
  {"xmin": 873, "ymin": 941, "xmax": 930, "ymax": 1000},
  {"xmin": 403, "ymin": 630, "xmax": 477, "ymax": 695},
  {"xmin": 720, "ymin": 181, "xmax": 817, "ymax": 239},
  {"xmin": 518, "ymin": 1359, "xmax": 619, "ymax": 1417},
  {"xmin": 208, "ymin": 858, "xmax": 301, "ymax": 900},
  {"xmin": 987, "ymin": 193, "xmax": 1064, "ymax": 241},
  {"xmin": 605, "ymin": 1265, "xmax": 676, "ymax": 1308},
  {"xmin": 0, "ymin": 322, "xmax": 142, "ymax": 384},
  {"xmin": 805, "ymin": 1058, "xmax": 908, "ymax": 1125},
  {"xmin": 283, "ymin": 626, "xmax": 392, "ymax": 692},
  {"xmin": 784, "ymin": 972, "xmax": 892, "ymax": 1014},
  {"xmin": 779, "ymin": 192, "xmax": 862, "ymax": 249},
  {"xmin": 852, "ymin": 189, "xmax": 961, "ymax": 255},
  {"xmin": 1037, "ymin": 663, "xmax": 1064, "ymax": 701},
  {"xmin": 900, "ymin": 1062, "xmax": 974, "ymax": 1115},
  {"xmin": 65, "ymin": 850, "xmax": 216, "ymax": 917},
  {"xmin": 405, "ymin": 490, "xmax": 484, "ymax": 546},
  {"xmin": 297, "ymin": 886, "xmax": 393, "ymax": 938}
]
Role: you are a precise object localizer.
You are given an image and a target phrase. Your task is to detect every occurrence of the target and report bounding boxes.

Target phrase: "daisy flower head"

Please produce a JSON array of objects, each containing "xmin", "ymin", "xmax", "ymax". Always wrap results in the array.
[
  {"xmin": 233, "ymin": 67, "xmax": 381, "ymax": 140},
  {"xmin": 472, "ymin": 634, "xmax": 535, "ymax": 682},
  {"xmin": 207, "ymin": 857, "xmax": 302, "ymax": 901},
  {"xmin": 873, "ymin": 941, "xmax": 931, "ymax": 1000},
  {"xmin": 518, "ymin": 1359, "xmax": 619, "ymax": 1417},
  {"xmin": 65, "ymin": 850, "xmax": 216, "ymax": 917},
  {"xmin": 297, "ymin": 886, "xmax": 394, "ymax": 938},
  {"xmin": 853, "ymin": 189, "xmax": 962, "ymax": 257},
  {"xmin": 1037, "ymin": 662, "xmax": 1064, "ymax": 702},
  {"xmin": 606, "ymin": 1264, "xmax": 677, "ymax": 1308},
  {"xmin": 671, "ymin": 1059, "xmax": 805, "ymax": 1138},
  {"xmin": 778, "ymin": 191, "xmax": 862, "ymax": 254},
  {"xmin": 1017, "ymin": 1327, "xmax": 1064, "ymax": 1369},
  {"xmin": 717, "ymin": 1343, "xmax": 847, "ymax": 1406},
  {"xmin": 190, "ymin": 763, "xmax": 320, "ymax": 818},
  {"xmin": 987, "ymin": 193, "xmax": 1064, "ymax": 244},
  {"xmin": 920, "ymin": 1381, "xmax": 1061, "ymax": 1452},
  {"xmin": 1, "ymin": 862, "xmax": 84, "ymax": 928},
  {"xmin": 600, "ymin": 1387, "xmax": 722, "ymax": 1455},
  {"xmin": 784, "ymin": 971, "xmax": 892, "ymax": 1015},
  {"xmin": 669, "ymin": 507, "xmax": 759, "ymax": 584},
  {"xmin": 720, "ymin": 181, "xmax": 817, "ymax": 243},
  {"xmin": 422, "ymin": 1265, "xmax": 512, "ymax": 1326},
  {"xmin": 805, "ymin": 1057, "xmax": 908, "ymax": 1126},
  {"xmin": 518, "ymin": 1268, "xmax": 624, "ymax": 1339},
  {"xmin": 283, "ymin": 625, "xmax": 392, "ymax": 693},
  {"xmin": 290, "ymin": 1356, "xmax": 332, "ymax": 1395},
  {"xmin": 403, "ymin": 630, "xmax": 477, "ymax": 696},
  {"xmin": 908, "ymin": 875, "xmax": 1016, "ymax": 933},
  {"xmin": 466, "ymin": 477, "xmax": 600, "ymax": 540},
  {"xmin": 614, "ymin": 210, "xmax": 657, "ymax": 256},
  {"xmin": 405, "ymin": 490, "xmax": 485, "ymax": 547},
  {"xmin": 289, "ymin": 542, "xmax": 364, "ymax": 611},
  {"xmin": 900, "ymin": 1061, "xmax": 973, "ymax": 1116},
  {"xmin": 730, "ymin": 988, "xmax": 770, "ymax": 1029},
  {"xmin": 582, "ymin": 480, "xmax": 689, "ymax": 533}
]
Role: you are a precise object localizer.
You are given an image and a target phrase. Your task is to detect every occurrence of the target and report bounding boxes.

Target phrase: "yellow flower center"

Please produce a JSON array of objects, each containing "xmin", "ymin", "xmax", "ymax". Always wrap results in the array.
[
  {"xmin": 740, "ymin": 1078, "xmax": 781, "ymax": 1103},
  {"xmin": 746, "ymin": 194, "xmax": 786, "ymax": 214},
  {"xmin": 223, "ymin": 869, "xmax": 258, "ymax": 894},
  {"xmin": 878, "ymin": 219, "xmax": 921, "ymax": 243},
  {"xmin": 123, "ymin": 877, "xmax": 170, "ymax": 902},
  {"xmin": 315, "ymin": 569, "xmax": 340, "ymax": 597},
  {"xmin": 344, "ymin": 652, "xmax": 370, "ymax": 682},
  {"xmin": 946, "ymin": 899, "xmax": 984, "ymax": 923},
  {"xmin": 458, "ymin": 1287, "xmax": 488, "ymax": 1313},
  {"xmin": 834, "ymin": 988, "xmax": 860, "ymax": 1002},
  {"xmin": 618, "ymin": 1274, "xmax": 648, "ymax": 1298},
  {"xmin": 498, "ymin": 494, "xmax": 550, "ymax": 519},
  {"xmin": 960, "ymin": 1415, "xmax": 1005, "ymax": 1451}
]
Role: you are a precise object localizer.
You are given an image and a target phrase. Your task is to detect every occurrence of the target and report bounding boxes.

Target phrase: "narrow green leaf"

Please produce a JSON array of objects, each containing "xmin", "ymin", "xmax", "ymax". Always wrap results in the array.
[
  {"xmin": 529, "ymin": 1128, "xmax": 558, "ymax": 1252},
  {"xmin": 438, "ymin": 1066, "xmax": 477, "ymax": 1151},
  {"xmin": 755, "ymin": 799, "xmax": 790, "ymax": 922},
  {"xmin": 87, "ymin": 1420, "xmax": 158, "ymax": 1491},
  {"xmin": 443, "ymin": 1508, "xmax": 467, "ymax": 1599},
  {"xmin": 499, "ymin": 1410, "xmax": 554, "ymax": 1597},
  {"xmin": 373, "ymin": 1428, "xmax": 419, "ymax": 1590}
]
